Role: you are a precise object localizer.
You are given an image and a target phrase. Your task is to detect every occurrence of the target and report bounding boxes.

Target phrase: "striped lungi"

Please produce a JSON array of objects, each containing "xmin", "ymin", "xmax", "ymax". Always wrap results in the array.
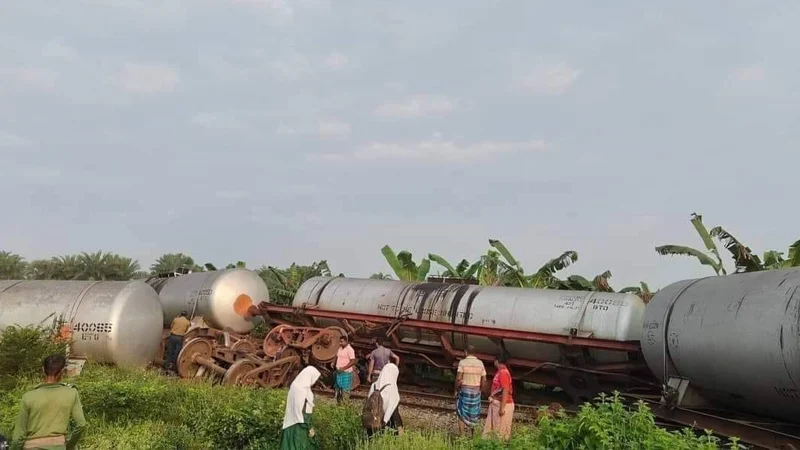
[
  {"xmin": 335, "ymin": 370, "xmax": 353, "ymax": 392},
  {"xmin": 456, "ymin": 386, "xmax": 482, "ymax": 427}
]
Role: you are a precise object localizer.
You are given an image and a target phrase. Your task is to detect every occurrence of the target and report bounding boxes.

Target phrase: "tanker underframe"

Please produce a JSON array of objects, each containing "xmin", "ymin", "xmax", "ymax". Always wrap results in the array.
[{"xmin": 156, "ymin": 301, "xmax": 800, "ymax": 450}]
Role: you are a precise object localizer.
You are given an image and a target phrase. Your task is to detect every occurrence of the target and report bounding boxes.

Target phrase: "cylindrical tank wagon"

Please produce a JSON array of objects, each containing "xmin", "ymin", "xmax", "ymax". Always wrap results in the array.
[
  {"xmin": 146, "ymin": 268, "xmax": 269, "ymax": 334},
  {"xmin": 641, "ymin": 267, "xmax": 800, "ymax": 424},
  {"xmin": 292, "ymin": 276, "xmax": 646, "ymax": 365},
  {"xmin": 0, "ymin": 280, "xmax": 164, "ymax": 367}
]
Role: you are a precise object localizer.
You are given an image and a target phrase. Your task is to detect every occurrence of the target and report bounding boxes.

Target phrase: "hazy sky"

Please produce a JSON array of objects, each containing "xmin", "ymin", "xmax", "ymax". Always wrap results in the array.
[{"xmin": 1, "ymin": 1, "xmax": 797, "ymax": 289}]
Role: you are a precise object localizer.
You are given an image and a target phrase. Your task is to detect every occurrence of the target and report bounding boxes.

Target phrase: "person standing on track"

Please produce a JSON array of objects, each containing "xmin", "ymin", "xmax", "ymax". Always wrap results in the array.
[
  {"xmin": 10, "ymin": 354, "xmax": 87, "ymax": 450},
  {"xmin": 333, "ymin": 335, "xmax": 356, "ymax": 404},
  {"xmin": 454, "ymin": 345, "xmax": 486, "ymax": 436},
  {"xmin": 164, "ymin": 310, "xmax": 191, "ymax": 374},
  {"xmin": 366, "ymin": 338, "xmax": 400, "ymax": 383},
  {"xmin": 483, "ymin": 353, "xmax": 514, "ymax": 441}
]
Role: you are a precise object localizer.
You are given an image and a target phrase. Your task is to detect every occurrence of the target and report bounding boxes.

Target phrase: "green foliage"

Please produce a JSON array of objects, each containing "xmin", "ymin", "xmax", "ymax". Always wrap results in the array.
[
  {"xmin": 708, "ymin": 227, "xmax": 762, "ymax": 273},
  {"xmin": 656, "ymin": 213, "xmax": 727, "ymax": 275},
  {"xmin": 381, "ymin": 246, "xmax": 430, "ymax": 281},
  {"xmin": 0, "ymin": 251, "xmax": 28, "ymax": 279},
  {"xmin": 370, "ymin": 272, "xmax": 394, "ymax": 280},
  {"xmin": 0, "ymin": 322, "xmax": 68, "ymax": 388},
  {"xmin": 0, "ymin": 363, "xmax": 739, "ymax": 450},
  {"xmin": 358, "ymin": 393, "xmax": 735, "ymax": 449},
  {"xmin": 258, "ymin": 260, "xmax": 336, "ymax": 305},
  {"xmin": 149, "ymin": 253, "xmax": 202, "ymax": 274}
]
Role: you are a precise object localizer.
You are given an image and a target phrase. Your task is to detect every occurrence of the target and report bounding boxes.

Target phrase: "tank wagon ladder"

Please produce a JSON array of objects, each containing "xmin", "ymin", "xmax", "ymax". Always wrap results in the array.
[{"xmin": 250, "ymin": 302, "xmax": 658, "ymax": 403}]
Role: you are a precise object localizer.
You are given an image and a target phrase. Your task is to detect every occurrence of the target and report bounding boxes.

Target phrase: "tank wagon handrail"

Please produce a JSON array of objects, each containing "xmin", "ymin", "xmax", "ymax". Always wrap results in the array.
[{"xmin": 253, "ymin": 303, "xmax": 641, "ymax": 353}]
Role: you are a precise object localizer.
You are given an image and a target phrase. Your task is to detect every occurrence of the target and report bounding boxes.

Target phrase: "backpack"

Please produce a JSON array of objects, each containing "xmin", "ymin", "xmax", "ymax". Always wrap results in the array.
[{"xmin": 361, "ymin": 384, "xmax": 390, "ymax": 431}]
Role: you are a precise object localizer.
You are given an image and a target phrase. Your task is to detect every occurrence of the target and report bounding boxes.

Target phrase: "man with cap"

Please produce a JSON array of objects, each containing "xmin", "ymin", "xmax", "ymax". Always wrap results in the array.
[
  {"xmin": 164, "ymin": 310, "xmax": 191, "ymax": 374},
  {"xmin": 10, "ymin": 354, "xmax": 86, "ymax": 450}
]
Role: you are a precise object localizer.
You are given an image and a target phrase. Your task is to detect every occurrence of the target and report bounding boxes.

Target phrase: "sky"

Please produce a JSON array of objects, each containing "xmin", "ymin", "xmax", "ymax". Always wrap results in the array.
[{"xmin": 0, "ymin": 0, "xmax": 797, "ymax": 290}]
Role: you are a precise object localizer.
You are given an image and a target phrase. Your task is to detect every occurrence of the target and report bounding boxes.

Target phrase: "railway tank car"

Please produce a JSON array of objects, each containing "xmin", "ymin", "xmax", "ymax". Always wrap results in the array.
[
  {"xmin": 641, "ymin": 267, "xmax": 800, "ymax": 424},
  {"xmin": 147, "ymin": 268, "xmax": 269, "ymax": 334},
  {"xmin": 0, "ymin": 280, "xmax": 163, "ymax": 367},
  {"xmin": 292, "ymin": 276, "xmax": 646, "ymax": 366}
]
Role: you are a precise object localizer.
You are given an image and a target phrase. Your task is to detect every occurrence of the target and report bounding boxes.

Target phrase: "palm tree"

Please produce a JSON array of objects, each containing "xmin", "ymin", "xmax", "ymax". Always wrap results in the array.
[
  {"xmin": 380, "ymin": 246, "xmax": 430, "ymax": 281},
  {"xmin": 54, "ymin": 255, "xmax": 83, "ymax": 280},
  {"xmin": 77, "ymin": 251, "xmax": 114, "ymax": 280},
  {"xmin": 655, "ymin": 213, "xmax": 727, "ymax": 275},
  {"xmin": 106, "ymin": 255, "xmax": 141, "ymax": 280},
  {"xmin": 26, "ymin": 259, "xmax": 59, "ymax": 280},
  {"xmin": 150, "ymin": 253, "xmax": 201, "ymax": 274},
  {"xmin": 0, "ymin": 251, "xmax": 28, "ymax": 279}
]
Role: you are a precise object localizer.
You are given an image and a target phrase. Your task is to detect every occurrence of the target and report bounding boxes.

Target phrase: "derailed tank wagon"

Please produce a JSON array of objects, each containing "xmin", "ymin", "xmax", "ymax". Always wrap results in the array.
[
  {"xmin": 147, "ymin": 269, "xmax": 302, "ymax": 387},
  {"xmin": 0, "ymin": 280, "xmax": 164, "ymax": 367},
  {"xmin": 251, "ymin": 276, "xmax": 655, "ymax": 403}
]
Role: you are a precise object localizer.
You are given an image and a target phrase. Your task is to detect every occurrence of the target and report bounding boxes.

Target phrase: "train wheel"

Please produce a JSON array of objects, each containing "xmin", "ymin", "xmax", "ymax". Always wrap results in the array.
[
  {"xmin": 311, "ymin": 327, "xmax": 346, "ymax": 363},
  {"xmin": 176, "ymin": 338, "xmax": 214, "ymax": 379},
  {"xmin": 223, "ymin": 359, "xmax": 261, "ymax": 386},
  {"xmin": 263, "ymin": 325, "xmax": 288, "ymax": 358}
]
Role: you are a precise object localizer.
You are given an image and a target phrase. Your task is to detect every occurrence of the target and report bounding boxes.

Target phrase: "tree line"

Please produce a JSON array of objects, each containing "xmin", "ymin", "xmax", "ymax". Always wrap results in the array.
[{"xmin": 1, "ymin": 213, "xmax": 798, "ymax": 305}]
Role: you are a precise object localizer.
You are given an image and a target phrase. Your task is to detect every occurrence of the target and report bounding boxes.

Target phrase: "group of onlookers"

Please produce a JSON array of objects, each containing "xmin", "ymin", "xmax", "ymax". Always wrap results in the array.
[
  {"xmin": 455, "ymin": 345, "xmax": 514, "ymax": 440},
  {"xmin": 280, "ymin": 339, "xmax": 515, "ymax": 449}
]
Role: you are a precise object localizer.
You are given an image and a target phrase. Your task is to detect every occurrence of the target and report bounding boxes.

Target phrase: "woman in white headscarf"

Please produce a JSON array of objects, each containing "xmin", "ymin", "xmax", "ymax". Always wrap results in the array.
[
  {"xmin": 366, "ymin": 363, "xmax": 403, "ymax": 437},
  {"xmin": 280, "ymin": 366, "xmax": 321, "ymax": 450}
]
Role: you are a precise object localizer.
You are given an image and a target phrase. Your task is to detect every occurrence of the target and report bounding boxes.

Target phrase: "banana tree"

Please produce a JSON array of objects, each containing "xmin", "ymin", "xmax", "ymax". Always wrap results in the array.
[
  {"xmin": 260, "ymin": 260, "xmax": 334, "ymax": 305},
  {"xmin": 708, "ymin": 226, "xmax": 762, "ymax": 273},
  {"xmin": 529, "ymin": 251, "xmax": 579, "ymax": 288},
  {"xmin": 369, "ymin": 272, "xmax": 393, "ymax": 280},
  {"xmin": 592, "ymin": 270, "xmax": 614, "ymax": 292},
  {"xmin": 428, "ymin": 254, "xmax": 480, "ymax": 281},
  {"xmin": 621, "ymin": 282, "xmax": 654, "ymax": 303},
  {"xmin": 763, "ymin": 240, "xmax": 800, "ymax": 270},
  {"xmin": 476, "ymin": 250, "xmax": 504, "ymax": 286},
  {"xmin": 487, "ymin": 239, "xmax": 529, "ymax": 287},
  {"xmin": 381, "ymin": 245, "xmax": 430, "ymax": 281},
  {"xmin": 655, "ymin": 213, "xmax": 727, "ymax": 275}
]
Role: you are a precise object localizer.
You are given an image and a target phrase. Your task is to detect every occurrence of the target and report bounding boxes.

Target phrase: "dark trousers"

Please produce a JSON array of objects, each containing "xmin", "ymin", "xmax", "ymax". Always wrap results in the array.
[{"xmin": 164, "ymin": 334, "xmax": 184, "ymax": 372}]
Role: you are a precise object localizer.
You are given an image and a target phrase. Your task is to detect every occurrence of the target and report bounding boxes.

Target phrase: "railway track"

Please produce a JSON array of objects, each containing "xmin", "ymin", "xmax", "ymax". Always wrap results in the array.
[{"xmin": 313, "ymin": 386, "xmax": 547, "ymax": 419}]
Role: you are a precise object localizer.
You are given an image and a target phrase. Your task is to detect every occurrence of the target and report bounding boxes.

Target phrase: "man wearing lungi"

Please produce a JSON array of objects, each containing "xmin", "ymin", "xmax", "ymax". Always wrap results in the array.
[
  {"xmin": 334, "ymin": 335, "xmax": 356, "ymax": 404},
  {"xmin": 454, "ymin": 346, "xmax": 486, "ymax": 436}
]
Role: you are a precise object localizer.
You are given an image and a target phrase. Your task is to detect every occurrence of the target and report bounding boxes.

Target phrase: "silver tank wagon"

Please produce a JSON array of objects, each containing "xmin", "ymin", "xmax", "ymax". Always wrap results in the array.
[
  {"xmin": 641, "ymin": 268, "xmax": 800, "ymax": 423},
  {"xmin": 147, "ymin": 268, "xmax": 269, "ymax": 334},
  {"xmin": 293, "ymin": 276, "xmax": 645, "ymax": 364},
  {"xmin": 0, "ymin": 280, "xmax": 163, "ymax": 367}
]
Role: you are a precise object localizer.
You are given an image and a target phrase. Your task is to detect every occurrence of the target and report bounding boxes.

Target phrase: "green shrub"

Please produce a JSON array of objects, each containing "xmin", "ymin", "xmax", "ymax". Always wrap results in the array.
[
  {"xmin": 314, "ymin": 403, "xmax": 363, "ymax": 449},
  {"xmin": 0, "ymin": 323, "xmax": 67, "ymax": 388}
]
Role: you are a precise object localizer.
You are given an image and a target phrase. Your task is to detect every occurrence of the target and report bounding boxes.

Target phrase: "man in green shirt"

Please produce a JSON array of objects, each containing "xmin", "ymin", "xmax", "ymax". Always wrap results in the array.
[{"xmin": 11, "ymin": 354, "xmax": 86, "ymax": 450}]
